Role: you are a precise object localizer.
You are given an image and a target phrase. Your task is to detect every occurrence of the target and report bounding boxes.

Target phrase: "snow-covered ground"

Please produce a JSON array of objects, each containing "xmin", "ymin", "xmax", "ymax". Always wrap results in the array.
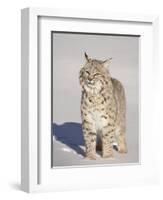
[{"xmin": 52, "ymin": 111, "xmax": 139, "ymax": 167}]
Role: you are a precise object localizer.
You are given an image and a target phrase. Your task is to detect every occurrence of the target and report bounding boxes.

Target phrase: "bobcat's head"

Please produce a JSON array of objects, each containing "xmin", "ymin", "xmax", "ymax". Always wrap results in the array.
[{"xmin": 79, "ymin": 53, "xmax": 112, "ymax": 95}]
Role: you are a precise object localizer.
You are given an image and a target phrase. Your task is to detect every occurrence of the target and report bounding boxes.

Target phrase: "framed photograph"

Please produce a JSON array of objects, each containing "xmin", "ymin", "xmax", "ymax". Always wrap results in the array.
[{"xmin": 21, "ymin": 8, "xmax": 159, "ymax": 193}]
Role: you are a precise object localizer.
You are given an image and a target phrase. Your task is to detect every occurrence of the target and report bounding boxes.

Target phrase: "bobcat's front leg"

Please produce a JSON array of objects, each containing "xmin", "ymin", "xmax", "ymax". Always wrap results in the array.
[
  {"xmin": 82, "ymin": 122, "xmax": 97, "ymax": 160},
  {"xmin": 102, "ymin": 125, "xmax": 114, "ymax": 158}
]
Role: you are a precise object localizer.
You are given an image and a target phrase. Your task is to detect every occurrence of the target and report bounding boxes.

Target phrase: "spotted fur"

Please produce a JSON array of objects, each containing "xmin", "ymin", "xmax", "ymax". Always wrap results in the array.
[{"xmin": 79, "ymin": 53, "xmax": 127, "ymax": 160}]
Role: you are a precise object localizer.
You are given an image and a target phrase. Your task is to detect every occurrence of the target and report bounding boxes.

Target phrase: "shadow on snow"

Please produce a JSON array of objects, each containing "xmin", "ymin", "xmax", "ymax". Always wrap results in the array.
[{"xmin": 53, "ymin": 122, "xmax": 85, "ymax": 156}]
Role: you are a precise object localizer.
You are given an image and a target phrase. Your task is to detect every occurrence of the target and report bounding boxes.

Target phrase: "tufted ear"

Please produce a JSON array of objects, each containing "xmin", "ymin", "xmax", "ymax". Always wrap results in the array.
[
  {"xmin": 84, "ymin": 52, "xmax": 90, "ymax": 62},
  {"xmin": 102, "ymin": 58, "xmax": 112, "ymax": 68}
]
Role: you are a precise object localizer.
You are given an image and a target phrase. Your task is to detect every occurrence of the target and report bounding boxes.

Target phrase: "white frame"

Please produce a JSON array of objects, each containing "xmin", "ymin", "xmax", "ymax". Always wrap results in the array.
[{"xmin": 21, "ymin": 7, "xmax": 159, "ymax": 193}]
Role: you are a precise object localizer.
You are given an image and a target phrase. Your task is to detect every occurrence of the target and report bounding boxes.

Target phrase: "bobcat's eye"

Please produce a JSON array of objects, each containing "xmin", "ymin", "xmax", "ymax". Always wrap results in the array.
[
  {"xmin": 94, "ymin": 73, "xmax": 101, "ymax": 77},
  {"xmin": 85, "ymin": 71, "xmax": 90, "ymax": 75}
]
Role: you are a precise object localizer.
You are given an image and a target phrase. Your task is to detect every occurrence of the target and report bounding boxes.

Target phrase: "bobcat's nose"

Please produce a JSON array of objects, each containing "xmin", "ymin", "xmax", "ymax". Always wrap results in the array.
[
  {"xmin": 88, "ymin": 77, "xmax": 92, "ymax": 81},
  {"xmin": 87, "ymin": 78, "xmax": 94, "ymax": 85}
]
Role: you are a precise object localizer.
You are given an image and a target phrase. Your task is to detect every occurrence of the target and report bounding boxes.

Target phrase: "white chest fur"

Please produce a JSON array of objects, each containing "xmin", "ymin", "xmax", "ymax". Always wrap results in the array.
[{"xmin": 86, "ymin": 110, "xmax": 107, "ymax": 133}]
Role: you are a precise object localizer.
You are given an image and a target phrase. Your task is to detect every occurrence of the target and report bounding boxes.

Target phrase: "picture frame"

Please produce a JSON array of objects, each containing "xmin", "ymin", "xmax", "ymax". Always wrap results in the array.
[{"xmin": 21, "ymin": 7, "xmax": 159, "ymax": 193}]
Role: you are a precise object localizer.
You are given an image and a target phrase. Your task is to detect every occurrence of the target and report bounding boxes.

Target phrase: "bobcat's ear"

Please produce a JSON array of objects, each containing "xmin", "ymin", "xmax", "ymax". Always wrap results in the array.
[
  {"xmin": 102, "ymin": 58, "xmax": 112, "ymax": 68},
  {"xmin": 84, "ymin": 52, "xmax": 90, "ymax": 62}
]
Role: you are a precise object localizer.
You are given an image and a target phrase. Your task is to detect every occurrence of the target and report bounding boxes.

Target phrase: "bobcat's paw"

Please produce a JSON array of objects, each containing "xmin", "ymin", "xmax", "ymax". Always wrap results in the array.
[
  {"xmin": 118, "ymin": 145, "xmax": 128, "ymax": 154},
  {"xmin": 85, "ymin": 154, "xmax": 96, "ymax": 160},
  {"xmin": 102, "ymin": 152, "xmax": 114, "ymax": 159}
]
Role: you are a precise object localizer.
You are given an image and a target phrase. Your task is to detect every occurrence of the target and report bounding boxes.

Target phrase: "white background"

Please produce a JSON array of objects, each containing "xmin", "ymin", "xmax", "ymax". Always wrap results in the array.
[{"xmin": 0, "ymin": 0, "xmax": 162, "ymax": 199}]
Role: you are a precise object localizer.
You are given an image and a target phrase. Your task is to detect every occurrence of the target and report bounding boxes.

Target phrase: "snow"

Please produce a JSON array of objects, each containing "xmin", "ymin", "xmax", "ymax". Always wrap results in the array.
[{"xmin": 52, "ymin": 120, "xmax": 139, "ymax": 167}]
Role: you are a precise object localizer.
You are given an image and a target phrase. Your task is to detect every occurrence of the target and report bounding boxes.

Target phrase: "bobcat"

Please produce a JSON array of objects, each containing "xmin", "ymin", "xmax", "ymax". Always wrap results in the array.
[{"xmin": 79, "ymin": 53, "xmax": 127, "ymax": 160}]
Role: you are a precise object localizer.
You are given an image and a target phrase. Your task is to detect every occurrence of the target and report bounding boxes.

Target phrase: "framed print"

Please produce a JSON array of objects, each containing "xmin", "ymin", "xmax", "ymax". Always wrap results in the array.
[
  {"xmin": 52, "ymin": 32, "xmax": 139, "ymax": 167},
  {"xmin": 21, "ymin": 8, "xmax": 159, "ymax": 193}
]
